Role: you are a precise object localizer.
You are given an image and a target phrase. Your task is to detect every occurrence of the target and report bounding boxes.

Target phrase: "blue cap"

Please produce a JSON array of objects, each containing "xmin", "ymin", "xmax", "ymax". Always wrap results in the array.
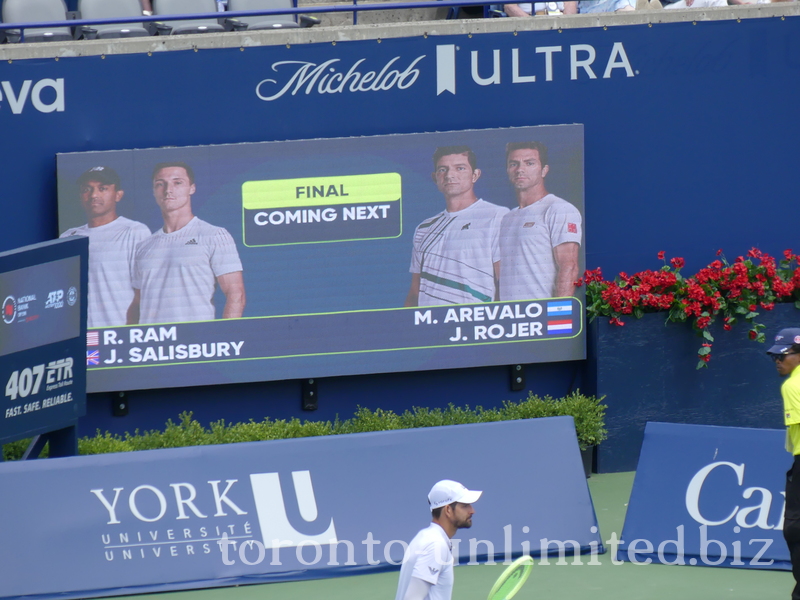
[{"xmin": 767, "ymin": 328, "xmax": 800, "ymax": 354}]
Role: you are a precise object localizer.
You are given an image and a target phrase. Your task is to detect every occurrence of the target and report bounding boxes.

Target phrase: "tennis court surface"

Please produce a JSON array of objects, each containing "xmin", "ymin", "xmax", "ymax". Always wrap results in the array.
[{"xmin": 107, "ymin": 472, "xmax": 792, "ymax": 600}]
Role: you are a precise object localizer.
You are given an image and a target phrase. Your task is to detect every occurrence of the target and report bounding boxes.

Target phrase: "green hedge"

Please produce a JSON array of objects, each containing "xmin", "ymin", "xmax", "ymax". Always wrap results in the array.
[{"xmin": 2, "ymin": 391, "xmax": 606, "ymax": 461}]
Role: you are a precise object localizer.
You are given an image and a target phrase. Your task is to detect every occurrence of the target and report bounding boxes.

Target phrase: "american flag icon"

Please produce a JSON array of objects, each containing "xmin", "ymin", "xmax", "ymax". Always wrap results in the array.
[
  {"xmin": 86, "ymin": 331, "xmax": 99, "ymax": 346},
  {"xmin": 87, "ymin": 350, "xmax": 100, "ymax": 366}
]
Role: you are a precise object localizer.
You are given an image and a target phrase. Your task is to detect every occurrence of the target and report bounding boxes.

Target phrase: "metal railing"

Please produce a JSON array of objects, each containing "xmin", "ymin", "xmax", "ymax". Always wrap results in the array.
[{"xmin": 0, "ymin": 0, "xmax": 518, "ymax": 41}]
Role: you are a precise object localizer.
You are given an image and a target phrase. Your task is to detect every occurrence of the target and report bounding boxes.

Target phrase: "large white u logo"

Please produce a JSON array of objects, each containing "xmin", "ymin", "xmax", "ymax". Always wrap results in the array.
[{"xmin": 250, "ymin": 471, "xmax": 338, "ymax": 548}]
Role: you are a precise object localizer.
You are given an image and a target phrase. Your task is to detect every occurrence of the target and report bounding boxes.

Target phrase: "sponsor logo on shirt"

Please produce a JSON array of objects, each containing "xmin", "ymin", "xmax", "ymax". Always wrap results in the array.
[
  {"xmin": 185, "ymin": 238, "xmax": 198, "ymax": 245},
  {"xmin": 568, "ymin": 223, "xmax": 577, "ymax": 233},
  {"xmin": 461, "ymin": 223, "xmax": 471, "ymax": 230},
  {"xmin": 429, "ymin": 566, "xmax": 440, "ymax": 575}
]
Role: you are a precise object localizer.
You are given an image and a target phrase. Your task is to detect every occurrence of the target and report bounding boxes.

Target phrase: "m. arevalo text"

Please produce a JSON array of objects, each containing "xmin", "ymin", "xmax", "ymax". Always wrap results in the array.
[{"xmin": 413, "ymin": 302, "xmax": 545, "ymax": 325}]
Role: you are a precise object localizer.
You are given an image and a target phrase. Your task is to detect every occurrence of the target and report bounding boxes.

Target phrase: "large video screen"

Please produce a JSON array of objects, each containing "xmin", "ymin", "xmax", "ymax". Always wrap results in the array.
[{"xmin": 56, "ymin": 125, "xmax": 585, "ymax": 393}]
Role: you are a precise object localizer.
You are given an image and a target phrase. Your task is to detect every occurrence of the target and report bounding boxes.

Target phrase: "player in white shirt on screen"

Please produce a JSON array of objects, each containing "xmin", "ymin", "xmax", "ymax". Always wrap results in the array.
[
  {"xmin": 395, "ymin": 480, "xmax": 482, "ymax": 600},
  {"xmin": 405, "ymin": 146, "xmax": 509, "ymax": 307},
  {"xmin": 499, "ymin": 142, "xmax": 582, "ymax": 301},
  {"xmin": 60, "ymin": 166, "xmax": 150, "ymax": 328},
  {"xmin": 127, "ymin": 162, "xmax": 246, "ymax": 325}
]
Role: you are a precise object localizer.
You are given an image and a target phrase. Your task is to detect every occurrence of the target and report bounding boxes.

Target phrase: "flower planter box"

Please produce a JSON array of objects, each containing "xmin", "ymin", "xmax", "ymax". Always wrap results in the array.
[{"xmin": 589, "ymin": 303, "xmax": 794, "ymax": 473}]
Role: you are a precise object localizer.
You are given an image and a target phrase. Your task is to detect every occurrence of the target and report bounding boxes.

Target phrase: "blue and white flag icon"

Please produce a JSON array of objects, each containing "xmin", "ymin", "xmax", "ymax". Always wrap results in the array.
[{"xmin": 547, "ymin": 300, "xmax": 573, "ymax": 316}]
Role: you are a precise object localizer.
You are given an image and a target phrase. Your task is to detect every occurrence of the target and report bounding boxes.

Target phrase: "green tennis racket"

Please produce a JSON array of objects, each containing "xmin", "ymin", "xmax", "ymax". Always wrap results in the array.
[{"xmin": 487, "ymin": 556, "xmax": 534, "ymax": 600}]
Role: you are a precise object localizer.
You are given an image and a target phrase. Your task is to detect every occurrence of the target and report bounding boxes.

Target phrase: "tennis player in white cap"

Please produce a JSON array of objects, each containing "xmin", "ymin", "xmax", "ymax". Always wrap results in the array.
[{"xmin": 395, "ymin": 480, "xmax": 482, "ymax": 600}]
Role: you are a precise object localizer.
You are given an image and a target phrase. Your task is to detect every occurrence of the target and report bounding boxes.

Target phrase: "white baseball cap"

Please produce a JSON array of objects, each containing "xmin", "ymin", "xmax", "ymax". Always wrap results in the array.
[{"xmin": 428, "ymin": 480, "xmax": 482, "ymax": 510}]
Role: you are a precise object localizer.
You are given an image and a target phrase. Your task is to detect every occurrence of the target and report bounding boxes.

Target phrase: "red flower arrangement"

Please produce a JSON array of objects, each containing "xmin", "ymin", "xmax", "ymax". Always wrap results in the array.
[{"xmin": 580, "ymin": 249, "xmax": 800, "ymax": 369}]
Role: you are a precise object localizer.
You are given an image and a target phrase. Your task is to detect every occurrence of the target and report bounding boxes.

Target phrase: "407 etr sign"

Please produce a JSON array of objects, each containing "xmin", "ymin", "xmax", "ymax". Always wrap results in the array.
[{"xmin": 4, "ymin": 358, "xmax": 75, "ymax": 420}]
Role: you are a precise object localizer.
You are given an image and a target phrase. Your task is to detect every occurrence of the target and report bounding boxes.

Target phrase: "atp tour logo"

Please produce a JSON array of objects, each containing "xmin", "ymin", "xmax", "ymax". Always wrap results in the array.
[
  {"xmin": 91, "ymin": 469, "xmax": 336, "ymax": 563},
  {"xmin": 2, "ymin": 295, "xmax": 16, "ymax": 324},
  {"xmin": 254, "ymin": 41, "xmax": 634, "ymax": 102},
  {"xmin": 45, "ymin": 289, "xmax": 64, "ymax": 310}
]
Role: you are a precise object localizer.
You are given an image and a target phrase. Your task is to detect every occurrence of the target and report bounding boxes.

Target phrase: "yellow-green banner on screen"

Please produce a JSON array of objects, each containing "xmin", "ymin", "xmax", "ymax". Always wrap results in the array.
[{"xmin": 243, "ymin": 173, "xmax": 401, "ymax": 209}]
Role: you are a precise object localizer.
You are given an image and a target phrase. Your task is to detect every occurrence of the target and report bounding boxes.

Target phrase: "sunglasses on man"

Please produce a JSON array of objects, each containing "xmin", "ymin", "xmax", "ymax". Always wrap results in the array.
[{"xmin": 771, "ymin": 352, "xmax": 800, "ymax": 363}]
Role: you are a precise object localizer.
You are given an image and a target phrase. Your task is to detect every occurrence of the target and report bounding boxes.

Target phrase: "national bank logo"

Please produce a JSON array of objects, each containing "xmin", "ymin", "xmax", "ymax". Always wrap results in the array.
[
  {"xmin": 254, "ymin": 41, "xmax": 634, "ymax": 102},
  {"xmin": 2, "ymin": 295, "xmax": 16, "ymax": 324},
  {"xmin": 91, "ymin": 469, "xmax": 336, "ymax": 563}
]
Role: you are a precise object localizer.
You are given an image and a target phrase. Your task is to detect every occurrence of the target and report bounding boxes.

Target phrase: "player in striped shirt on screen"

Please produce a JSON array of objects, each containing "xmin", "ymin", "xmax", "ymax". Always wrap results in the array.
[
  {"xmin": 405, "ymin": 146, "xmax": 508, "ymax": 307},
  {"xmin": 499, "ymin": 141, "xmax": 582, "ymax": 301}
]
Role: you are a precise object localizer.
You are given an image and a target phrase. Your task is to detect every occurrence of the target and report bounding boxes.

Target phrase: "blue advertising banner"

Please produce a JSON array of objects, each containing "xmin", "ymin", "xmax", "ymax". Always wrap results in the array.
[
  {"xmin": 0, "ymin": 238, "xmax": 88, "ymax": 444},
  {"xmin": 1, "ymin": 14, "xmax": 799, "ymax": 437},
  {"xmin": 618, "ymin": 422, "xmax": 789, "ymax": 570},
  {"xmin": 2, "ymin": 15, "xmax": 798, "ymax": 282},
  {"xmin": 0, "ymin": 416, "xmax": 601, "ymax": 600},
  {"xmin": 56, "ymin": 126, "xmax": 586, "ymax": 393}
]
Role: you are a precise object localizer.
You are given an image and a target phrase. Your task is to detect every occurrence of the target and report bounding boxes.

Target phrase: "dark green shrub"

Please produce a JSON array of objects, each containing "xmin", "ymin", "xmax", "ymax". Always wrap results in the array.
[{"xmin": 2, "ymin": 392, "xmax": 607, "ymax": 460}]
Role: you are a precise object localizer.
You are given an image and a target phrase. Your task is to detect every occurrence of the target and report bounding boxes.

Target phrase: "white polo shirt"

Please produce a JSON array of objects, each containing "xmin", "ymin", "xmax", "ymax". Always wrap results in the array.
[
  {"xmin": 395, "ymin": 523, "xmax": 455, "ymax": 600},
  {"xmin": 132, "ymin": 216, "xmax": 242, "ymax": 324},
  {"xmin": 499, "ymin": 194, "xmax": 582, "ymax": 301},
  {"xmin": 60, "ymin": 216, "xmax": 151, "ymax": 328}
]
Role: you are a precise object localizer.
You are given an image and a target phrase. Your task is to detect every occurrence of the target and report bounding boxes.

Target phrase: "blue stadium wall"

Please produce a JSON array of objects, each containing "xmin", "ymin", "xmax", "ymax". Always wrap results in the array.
[{"xmin": 0, "ymin": 10, "xmax": 797, "ymax": 460}]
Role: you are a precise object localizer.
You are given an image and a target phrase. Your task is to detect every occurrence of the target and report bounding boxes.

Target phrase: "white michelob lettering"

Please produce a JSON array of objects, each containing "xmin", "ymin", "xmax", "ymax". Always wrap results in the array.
[{"xmin": 256, "ymin": 56, "xmax": 424, "ymax": 102}]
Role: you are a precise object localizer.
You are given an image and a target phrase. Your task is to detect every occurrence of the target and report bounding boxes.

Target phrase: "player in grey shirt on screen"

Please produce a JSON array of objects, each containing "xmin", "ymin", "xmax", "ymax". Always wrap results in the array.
[
  {"xmin": 127, "ymin": 162, "xmax": 246, "ymax": 325},
  {"xmin": 499, "ymin": 142, "xmax": 582, "ymax": 301},
  {"xmin": 60, "ymin": 166, "xmax": 150, "ymax": 328}
]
